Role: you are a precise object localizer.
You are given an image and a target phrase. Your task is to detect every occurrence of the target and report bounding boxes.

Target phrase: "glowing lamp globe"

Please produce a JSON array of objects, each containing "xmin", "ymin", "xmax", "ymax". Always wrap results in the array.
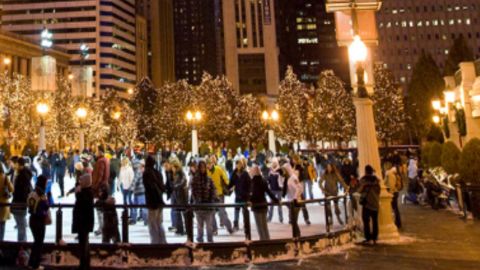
[
  {"xmin": 76, "ymin": 107, "xmax": 87, "ymax": 119},
  {"xmin": 36, "ymin": 103, "xmax": 49, "ymax": 115},
  {"xmin": 349, "ymin": 36, "xmax": 368, "ymax": 63}
]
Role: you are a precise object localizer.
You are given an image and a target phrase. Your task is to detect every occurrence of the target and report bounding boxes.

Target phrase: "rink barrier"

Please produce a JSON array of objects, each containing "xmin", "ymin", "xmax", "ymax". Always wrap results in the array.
[{"xmin": 0, "ymin": 195, "xmax": 356, "ymax": 267}]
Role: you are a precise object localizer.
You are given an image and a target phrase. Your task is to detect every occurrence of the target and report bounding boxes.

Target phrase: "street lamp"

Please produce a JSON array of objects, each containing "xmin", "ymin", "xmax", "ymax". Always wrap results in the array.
[
  {"xmin": 76, "ymin": 107, "xmax": 88, "ymax": 151},
  {"xmin": 349, "ymin": 35, "xmax": 368, "ymax": 98},
  {"xmin": 432, "ymin": 99, "xmax": 442, "ymax": 111},
  {"xmin": 3, "ymin": 57, "xmax": 11, "ymax": 66},
  {"xmin": 36, "ymin": 102, "xmax": 49, "ymax": 151},
  {"xmin": 186, "ymin": 110, "xmax": 202, "ymax": 157},
  {"xmin": 127, "ymin": 88, "xmax": 134, "ymax": 95},
  {"xmin": 261, "ymin": 109, "xmax": 279, "ymax": 154},
  {"xmin": 40, "ymin": 28, "xmax": 53, "ymax": 49},
  {"xmin": 112, "ymin": 111, "xmax": 121, "ymax": 149}
]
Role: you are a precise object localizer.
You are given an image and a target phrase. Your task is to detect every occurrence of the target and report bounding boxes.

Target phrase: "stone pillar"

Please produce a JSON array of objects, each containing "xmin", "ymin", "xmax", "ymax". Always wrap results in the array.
[
  {"xmin": 191, "ymin": 129, "xmax": 199, "ymax": 157},
  {"xmin": 458, "ymin": 62, "xmax": 480, "ymax": 143},
  {"xmin": 79, "ymin": 130, "xmax": 85, "ymax": 152},
  {"xmin": 354, "ymin": 98, "xmax": 399, "ymax": 240},
  {"xmin": 268, "ymin": 129, "xmax": 276, "ymax": 154},
  {"xmin": 39, "ymin": 125, "xmax": 46, "ymax": 151},
  {"xmin": 20, "ymin": 58, "xmax": 28, "ymax": 76}
]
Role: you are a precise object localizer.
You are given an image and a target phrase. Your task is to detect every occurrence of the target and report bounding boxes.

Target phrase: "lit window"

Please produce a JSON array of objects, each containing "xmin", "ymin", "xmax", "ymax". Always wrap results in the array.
[
  {"xmin": 466, "ymin": 18, "xmax": 471, "ymax": 25},
  {"xmin": 445, "ymin": 49, "xmax": 449, "ymax": 55}
]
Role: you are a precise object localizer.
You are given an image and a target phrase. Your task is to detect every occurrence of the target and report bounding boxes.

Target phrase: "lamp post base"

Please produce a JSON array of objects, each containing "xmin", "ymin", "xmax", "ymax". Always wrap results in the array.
[{"xmin": 354, "ymin": 97, "xmax": 399, "ymax": 241}]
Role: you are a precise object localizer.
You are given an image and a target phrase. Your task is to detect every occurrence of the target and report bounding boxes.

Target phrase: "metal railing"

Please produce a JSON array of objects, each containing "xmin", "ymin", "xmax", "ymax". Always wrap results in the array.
[{"xmin": 0, "ymin": 194, "xmax": 352, "ymax": 246}]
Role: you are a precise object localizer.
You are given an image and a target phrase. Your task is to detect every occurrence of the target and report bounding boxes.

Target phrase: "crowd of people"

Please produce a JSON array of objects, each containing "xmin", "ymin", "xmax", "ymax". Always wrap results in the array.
[{"xmin": 0, "ymin": 144, "xmax": 424, "ymax": 269}]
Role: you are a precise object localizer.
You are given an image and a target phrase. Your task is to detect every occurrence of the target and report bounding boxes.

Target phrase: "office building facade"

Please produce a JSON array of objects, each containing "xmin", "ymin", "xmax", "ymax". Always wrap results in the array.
[
  {"xmin": 276, "ymin": 0, "xmax": 350, "ymax": 85},
  {"xmin": 1, "ymin": 0, "xmax": 139, "ymax": 96},
  {"xmin": 376, "ymin": 0, "xmax": 480, "ymax": 86},
  {"xmin": 173, "ymin": 0, "xmax": 224, "ymax": 85}
]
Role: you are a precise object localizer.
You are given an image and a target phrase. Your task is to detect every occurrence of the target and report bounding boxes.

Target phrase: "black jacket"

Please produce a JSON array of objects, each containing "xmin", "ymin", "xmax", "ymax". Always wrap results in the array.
[
  {"xmin": 143, "ymin": 156, "xmax": 165, "ymax": 209},
  {"xmin": 12, "ymin": 167, "xmax": 33, "ymax": 210},
  {"xmin": 72, "ymin": 186, "xmax": 94, "ymax": 234},
  {"xmin": 250, "ymin": 175, "xmax": 278, "ymax": 211},
  {"xmin": 228, "ymin": 170, "xmax": 251, "ymax": 201}
]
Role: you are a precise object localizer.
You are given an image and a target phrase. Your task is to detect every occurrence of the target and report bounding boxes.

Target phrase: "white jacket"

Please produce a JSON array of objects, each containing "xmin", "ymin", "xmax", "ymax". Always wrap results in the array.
[
  {"xmin": 119, "ymin": 165, "xmax": 134, "ymax": 190},
  {"xmin": 283, "ymin": 163, "xmax": 303, "ymax": 201}
]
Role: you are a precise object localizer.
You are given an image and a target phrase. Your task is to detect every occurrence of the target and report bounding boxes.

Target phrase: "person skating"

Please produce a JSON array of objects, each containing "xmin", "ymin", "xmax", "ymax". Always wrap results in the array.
[
  {"xmin": 250, "ymin": 165, "xmax": 278, "ymax": 240},
  {"xmin": 319, "ymin": 164, "xmax": 348, "ymax": 225},
  {"xmin": 227, "ymin": 158, "xmax": 251, "ymax": 232},
  {"xmin": 143, "ymin": 155, "xmax": 166, "ymax": 244}
]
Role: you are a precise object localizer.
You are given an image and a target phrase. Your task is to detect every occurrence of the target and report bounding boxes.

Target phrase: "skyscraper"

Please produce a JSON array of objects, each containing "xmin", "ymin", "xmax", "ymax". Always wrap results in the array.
[
  {"xmin": 136, "ymin": 0, "xmax": 176, "ymax": 87},
  {"xmin": 173, "ymin": 0, "xmax": 224, "ymax": 85},
  {"xmin": 276, "ymin": 0, "xmax": 350, "ymax": 85},
  {"xmin": 223, "ymin": 0, "xmax": 280, "ymax": 96},
  {"xmin": 375, "ymin": 1, "xmax": 480, "ymax": 85},
  {"xmin": 1, "ymin": 0, "xmax": 139, "ymax": 96}
]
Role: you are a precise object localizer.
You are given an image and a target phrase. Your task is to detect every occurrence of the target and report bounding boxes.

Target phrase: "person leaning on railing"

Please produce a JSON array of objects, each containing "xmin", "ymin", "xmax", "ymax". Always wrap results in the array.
[
  {"xmin": 190, "ymin": 160, "xmax": 218, "ymax": 243},
  {"xmin": 249, "ymin": 164, "xmax": 278, "ymax": 241}
]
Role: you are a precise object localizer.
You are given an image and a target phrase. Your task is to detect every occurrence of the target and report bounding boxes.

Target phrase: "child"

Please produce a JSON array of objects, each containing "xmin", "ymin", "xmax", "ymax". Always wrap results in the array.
[{"xmin": 96, "ymin": 187, "xmax": 120, "ymax": 244}]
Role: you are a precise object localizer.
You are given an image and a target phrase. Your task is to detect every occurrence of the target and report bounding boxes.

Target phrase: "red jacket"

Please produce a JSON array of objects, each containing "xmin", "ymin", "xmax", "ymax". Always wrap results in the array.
[{"xmin": 92, "ymin": 155, "xmax": 110, "ymax": 196}]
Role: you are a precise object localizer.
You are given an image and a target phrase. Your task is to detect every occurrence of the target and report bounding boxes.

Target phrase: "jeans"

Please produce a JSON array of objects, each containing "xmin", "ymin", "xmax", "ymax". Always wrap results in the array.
[
  {"xmin": 0, "ymin": 221, "xmax": 5, "ymax": 241},
  {"xmin": 13, "ymin": 210, "xmax": 27, "ymax": 242},
  {"xmin": 28, "ymin": 217, "xmax": 46, "ymax": 269},
  {"xmin": 391, "ymin": 192, "xmax": 402, "ymax": 228},
  {"xmin": 122, "ymin": 189, "xmax": 133, "ymax": 216},
  {"xmin": 267, "ymin": 190, "xmax": 283, "ymax": 222},
  {"xmin": 172, "ymin": 196, "xmax": 185, "ymax": 234},
  {"xmin": 78, "ymin": 230, "xmax": 91, "ymax": 270},
  {"xmin": 212, "ymin": 196, "xmax": 233, "ymax": 233},
  {"xmin": 196, "ymin": 210, "xmax": 214, "ymax": 243},
  {"xmin": 362, "ymin": 207, "xmax": 379, "ymax": 241},
  {"xmin": 131, "ymin": 194, "xmax": 147, "ymax": 222},
  {"xmin": 147, "ymin": 208, "xmax": 166, "ymax": 244},
  {"xmin": 325, "ymin": 198, "xmax": 343, "ymax": 224},
  {"xmin": 233, "ymin": 197, "xmax": 246, "ymax": 228},
  {"xmin": 57, "ymin": 173, "xmax": 65, "ymax": 197},
  {"xmin": 254, "ymin": 210, "xmax": 270, "ymax": 240},
  {"xmin": 304, "ymin": 180, "xmax": 314, "ymax": 200}
]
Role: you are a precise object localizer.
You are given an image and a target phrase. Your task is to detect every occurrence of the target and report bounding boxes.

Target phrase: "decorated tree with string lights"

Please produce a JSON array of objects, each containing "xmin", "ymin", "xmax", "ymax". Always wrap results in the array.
[
  {"xmin": 155, "ymin": 80, "xmax": 192, "ymax": 144},
  {"xmin": 234, "ymin": 94, "xmax": 264, "ymax": 146},
  {"xmin": 49, "ymin": 77, "xmax": 77, "ymax": 148},
  {"xmin": 372, "ymin": 64, "xmax": 406, "ymax": 145},
  {"xmin": 277, "ymin": 66, "xmax": 307, "ymax": 143},
  {"xmin": 192, "ymin": 73, "xmax": 235, "ymax": 143},
  {"xmin": 131, "ymin": 77, "xmax": 159, "ymax": 145},
  {"xmin": 0, "ymin": 73, "xmax": 36, "ymax": 146},
  {"xmin": 315, "ymin": 70, "xmax": 356, "ymax": 146}
]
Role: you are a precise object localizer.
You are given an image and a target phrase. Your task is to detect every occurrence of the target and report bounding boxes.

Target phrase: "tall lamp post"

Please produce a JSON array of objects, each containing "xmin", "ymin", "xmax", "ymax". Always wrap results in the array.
[
  {"xmin": 186, "ymin": 110, "xmax": 202, "ymax": 157},
  {"xmin": 261, "ymin": 109, "xmax": 279, "ymax": 154},
  {"xmin": 76, "ymin": 107, "xmax": 87, "ymax": 152},
  {"xmin": 112, "ymin": 111, "xmax": 121, "ymax": 150},
  {"xmin": 326, "ymin": 0, "xmax": 398, "ymax": 240},
  {"xmin": 36, "ymin": 102, "xmax": 49, "ymax": 151}
]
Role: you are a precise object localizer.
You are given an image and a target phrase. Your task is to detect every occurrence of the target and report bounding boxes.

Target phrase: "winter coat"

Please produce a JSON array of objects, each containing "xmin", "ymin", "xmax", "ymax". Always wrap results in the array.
[
  {"xmin": 172, "ymin": 170, "xmax": 188, "ymax": 205},
  {"xmin": 96, "ymin": 196, "xmax": 119, "ymax": 235},
  {"xmin": 207, "ymin": 165, "xmax": 229, "ymax": 197},
  {"xmin": 358, "ymin": 175, "xmax": 381, "ymax": 211},
  {"xmin": 267, "ymin": 168, "xmax": 282, "ymax": 191},
  {"xmin": 119, "ymin": 165, "xmax": 135, "ymax": 191},
  {"xmin": 250, "ymin": 175, "xmax": 278, "ymax": 212},
  {"xmin": 320, "ymin": 172, "xmax": 347, "ymax": 197},
  {"xmin": 27, "ymin": 188, "xmax": 49, "ymax": 220},
  {"xmin": 92, "ymin": 155, "xmax": 110, "ymax": 196},
  {"xmin": 282, "ymin": 164, "xmax": 303, "ymax": 202},
  {"xmin": 143, "ymin": 156, "xmax": 165, "ymax": 209},
  {"xmin": 72, "ymin": 184, "xmax": 94, "ymax": 234},
  {"xmin": 109, "ymin": 157, "xmax": 121, "ymax": 182},
  {"xmin": 385, "ymin": 167, "xmax": 402, "ymax": 194},
  {"xmin": 0, "ymin": 175, "xmax": 13, "ymax": 221},
  {"xmin": 228, "ymin": 169, "xmax": 251, "ymax": 201},
  {"xmin": 340, "ymin": 163, "xmax": 356, "ymax": 186},
  {"xmin": 132, "ymin": 169, "xmax": 145, "ymax": 195},
  {"xmin": 54, "ymin": 157, "xmax": 67, "ymax": 176},
  {"xmin": 190, "ymin": 173, "xmax": 217, "ymax": 205},
  {"xmin": 12, "ymin": 167, "xmax": 33, "ymax": 211}
]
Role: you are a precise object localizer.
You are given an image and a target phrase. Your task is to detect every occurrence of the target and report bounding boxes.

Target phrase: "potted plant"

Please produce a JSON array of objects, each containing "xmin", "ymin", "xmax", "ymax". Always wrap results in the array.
[{"xmin": 459, "ymin": 138, "xmax": 480, "ymax": 218}]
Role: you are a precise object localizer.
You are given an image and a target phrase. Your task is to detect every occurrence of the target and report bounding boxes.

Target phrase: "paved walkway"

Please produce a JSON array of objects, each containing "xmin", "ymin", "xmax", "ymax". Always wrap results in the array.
[{"xmin": 212, "ymin": 204, "xmax": 480, "ymax": 270}]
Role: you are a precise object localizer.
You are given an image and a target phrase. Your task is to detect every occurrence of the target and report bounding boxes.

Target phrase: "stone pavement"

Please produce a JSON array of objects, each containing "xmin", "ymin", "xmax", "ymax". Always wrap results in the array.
[{"xmin": 210, "ymin": 204, "xmax": 480, "ymax": 270}]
